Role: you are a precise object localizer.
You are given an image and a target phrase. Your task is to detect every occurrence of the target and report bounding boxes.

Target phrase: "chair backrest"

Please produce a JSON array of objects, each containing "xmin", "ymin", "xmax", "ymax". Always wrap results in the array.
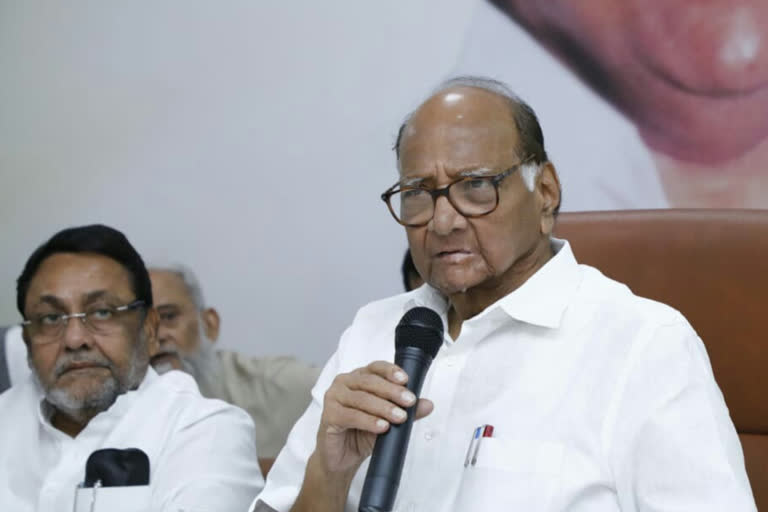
[{"xmin": 554, "ymin": 209, "xmax": 768, "ymax": 509}]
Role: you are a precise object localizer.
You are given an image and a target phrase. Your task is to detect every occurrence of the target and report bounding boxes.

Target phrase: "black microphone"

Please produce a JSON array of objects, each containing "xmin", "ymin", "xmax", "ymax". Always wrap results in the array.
[{"xmin": 359, "ymin": 307, "xmax": 443, "ymax": 512}]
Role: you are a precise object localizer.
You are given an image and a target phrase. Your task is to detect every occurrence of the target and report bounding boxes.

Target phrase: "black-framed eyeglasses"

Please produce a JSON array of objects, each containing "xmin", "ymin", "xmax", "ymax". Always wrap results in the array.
[
  {"xmin": 381, "ymin": 158, "xmax": 534, "ymax": 227},
  {"xmin": 21, "ymin": 299, "xmax": 146, "ymax": 345}
]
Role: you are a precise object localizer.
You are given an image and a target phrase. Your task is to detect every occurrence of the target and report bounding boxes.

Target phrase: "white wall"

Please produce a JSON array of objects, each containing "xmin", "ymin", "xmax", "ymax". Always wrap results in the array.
[{"xmin": 0, "ymin": 0, "xmax": 477, "ymax": 365}]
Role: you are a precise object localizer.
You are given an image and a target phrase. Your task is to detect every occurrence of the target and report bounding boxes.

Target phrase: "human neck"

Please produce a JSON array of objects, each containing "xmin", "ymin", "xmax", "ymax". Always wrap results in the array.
[
  {"xmin": 446, "ymin": 237, "xmax": 554, "ymax": 339},
  {"xmin": 51, "ymin": 408, "xmax": 99, "ymax": 438}
]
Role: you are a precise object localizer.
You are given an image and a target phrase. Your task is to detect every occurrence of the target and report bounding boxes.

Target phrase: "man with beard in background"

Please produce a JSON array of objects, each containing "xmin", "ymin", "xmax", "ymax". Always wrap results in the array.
[{"xmin": 149, "ymin": 265, "xmax": 320, "ymax": 475}]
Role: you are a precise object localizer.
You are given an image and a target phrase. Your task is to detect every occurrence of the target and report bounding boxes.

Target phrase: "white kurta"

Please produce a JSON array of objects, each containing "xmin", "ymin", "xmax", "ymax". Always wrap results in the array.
[
  {"xmin": 0, "ymin": 367, "xmax": 264, "ymax": 512},
  {"xmin": 4, "ymin": 325, "xmax": 30, "ymax": 386},
  {"xmin": 254, "ymin": 240, "xmax": 755, "ymax": 512}
]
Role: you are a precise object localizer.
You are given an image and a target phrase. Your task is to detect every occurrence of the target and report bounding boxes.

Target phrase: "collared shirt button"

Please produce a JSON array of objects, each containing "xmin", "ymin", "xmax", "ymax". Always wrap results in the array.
[{"xmin": 424, "ymin": 431, "xmax": 435, "ymax": 441}]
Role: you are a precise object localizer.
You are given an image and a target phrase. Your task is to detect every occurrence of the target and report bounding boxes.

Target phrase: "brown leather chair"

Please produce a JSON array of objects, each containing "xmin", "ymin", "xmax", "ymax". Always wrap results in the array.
[{"xmin": 554, "ymin": 209, "xmax": 768, "ymax": 509}]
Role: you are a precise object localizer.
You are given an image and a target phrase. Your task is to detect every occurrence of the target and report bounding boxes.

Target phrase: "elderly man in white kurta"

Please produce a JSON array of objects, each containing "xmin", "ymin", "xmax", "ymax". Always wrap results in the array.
[{"xmin": 252, "ymin": 78, "xmax": 756, "ymax": 511}]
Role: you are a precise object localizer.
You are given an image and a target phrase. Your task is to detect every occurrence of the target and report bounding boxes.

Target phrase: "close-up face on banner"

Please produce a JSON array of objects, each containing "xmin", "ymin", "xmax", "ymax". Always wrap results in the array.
[{"xmin": 461, "ymin": 0, "xmax": 768, "ymax": 209}]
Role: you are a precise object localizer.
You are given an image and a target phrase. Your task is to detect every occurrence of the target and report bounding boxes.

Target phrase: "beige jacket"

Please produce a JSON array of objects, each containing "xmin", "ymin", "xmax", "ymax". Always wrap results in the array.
[{"xmin": 198, "ymin": 351, "xmax": 320, "ymax": 459}]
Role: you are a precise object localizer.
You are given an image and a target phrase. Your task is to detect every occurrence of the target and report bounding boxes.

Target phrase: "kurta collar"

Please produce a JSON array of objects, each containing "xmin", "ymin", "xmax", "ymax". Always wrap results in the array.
[
  {"xmin": 404, "ymin": 238, "xmax": 581, "ymax": 330},
  {"xmin": 495, "ymin": 238, "xmax": 581, "ymax": 329}
]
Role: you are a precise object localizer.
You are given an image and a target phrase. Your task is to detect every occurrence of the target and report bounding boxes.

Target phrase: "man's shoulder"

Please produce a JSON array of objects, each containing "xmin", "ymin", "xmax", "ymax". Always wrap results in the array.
[
  {"xmin": 147, "ymin": 370, "xmax": 253, "ymax": 424},
  {"xmin": 150, "ymin": 367, "xmax": 200, "ymax": 395},
  {"xmin": 112, "ymin": 373, "xmax": 260, "ymax": 510},
  {"xmin": 323, "ymin": 290, "xmax": 433, "ymax": 367},
  {"xmin": 0, "ymin": 376, "xmax": 39, "ymax": 441},
  {"xmin": 216, "ymin": 351, "xmax": 320, "ymax": 390},
  {"xmin": 576, "ymin": 263, "xmax": 688, "ymax": 328},
  {"xmin": 0, "ymin": 375, "xmax": 30, "ymax": 411},
  {"xmin": 216, "ymin": 351, "xmax": 315, "ymax": 373},
  {"xmin": 349, "ymin": 289, "xmax": 423, "ymax": 329},
  {"xmin": 2, "ymin": 325, "xmax": 30, "ymax": 389}
]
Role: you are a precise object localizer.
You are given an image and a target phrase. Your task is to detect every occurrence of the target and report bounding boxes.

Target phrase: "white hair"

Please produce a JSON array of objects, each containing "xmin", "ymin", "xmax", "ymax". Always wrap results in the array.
[
  {"xmin": 148, "ymin": 262, "xmax": 223, "ymax": 396},
  {"xmin": 520, "ymin": 162, "xmax": 542, "ymax": 192},
  {"xmin": 179, "ymin": 325, "xmax": 223, "ymax": 398},
  {"xmin": 148, "ymin": 263, "xmax": 206, "ymax": 310},
  {"xmin": 151, "ymin": 311, "xmax": 223, "ymax": 397}
]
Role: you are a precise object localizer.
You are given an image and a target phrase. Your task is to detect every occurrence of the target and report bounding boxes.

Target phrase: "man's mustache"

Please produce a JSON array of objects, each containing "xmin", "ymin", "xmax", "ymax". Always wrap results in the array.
[
  {"xmin": 152, "ymin": 345, "xmax": 180, "ymax": 358},
  {"xmin": 53, "ymin": 354, "xmax": 112, "ymax": 378}
]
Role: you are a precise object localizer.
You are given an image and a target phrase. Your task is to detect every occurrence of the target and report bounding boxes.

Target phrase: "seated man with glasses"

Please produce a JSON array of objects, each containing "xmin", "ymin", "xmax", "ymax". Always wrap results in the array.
[
  {"xmin": 0, "ymin": 224, "xmax": 263, "ymax": 512},
  {"xmin": 253, "ymin": 77, "xmax": 755, "ymax": 511}
]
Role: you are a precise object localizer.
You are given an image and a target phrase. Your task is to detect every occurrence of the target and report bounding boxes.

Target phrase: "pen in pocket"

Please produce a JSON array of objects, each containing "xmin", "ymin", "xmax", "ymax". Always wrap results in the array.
[
  {"xmin": 470, "ymin": 424, "xmax": 494, "ymax": 467},
  {"xmin": 463, "ymin": 426, "xmax": 482, "ymax": 467}
]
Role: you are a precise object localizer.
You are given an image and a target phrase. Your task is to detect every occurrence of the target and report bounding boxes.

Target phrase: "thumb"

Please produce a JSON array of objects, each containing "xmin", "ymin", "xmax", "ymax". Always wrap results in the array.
[{"xmin": 414, "ymin": 398, "xmax": 434, "ymax": 420}]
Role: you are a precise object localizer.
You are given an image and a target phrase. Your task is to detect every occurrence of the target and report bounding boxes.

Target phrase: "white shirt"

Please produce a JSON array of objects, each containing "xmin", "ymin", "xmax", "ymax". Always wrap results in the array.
[
  {"xmin": 254, "ymin": 240, "xmax": 755, "ymax": 511},
  {"xmin": 4, "ymin": 325, "xmax": 31, "ymax": 386},
  {"xmin": 0, "ymin": 367, "xmax": 264, "ymax": 512}
]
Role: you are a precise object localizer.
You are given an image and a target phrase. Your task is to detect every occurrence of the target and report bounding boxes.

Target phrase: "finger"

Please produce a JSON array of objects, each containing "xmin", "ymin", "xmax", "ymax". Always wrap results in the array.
[
  {"xmin": 345, "ymin": 372, "xmax": 416, "ymax": 408},
  {"xmin": 336, "ymin": 388, "xmax": 410, "ymax": 425},
  {"xmin": 323, "ymin": 400, "xmax": 391, "ymax": 435},
  {"xmin": 365, "ymin": 361, "xmax": 409, "ymax": 385},
  {"xmin": 413, "ymin": 398, "xmax": 434, "ymax": 420}
]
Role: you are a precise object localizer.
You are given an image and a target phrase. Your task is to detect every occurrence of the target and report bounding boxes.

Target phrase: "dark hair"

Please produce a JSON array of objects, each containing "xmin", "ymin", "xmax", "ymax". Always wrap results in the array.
[
  {"xmin": 393, "ymin": 76, "xmax": 560, "ymax": 215},
  {"xmin": 16, "ymin": 224, "xmax": 153, "ymax": 317},
  {"xmin": 401, "ymin": 249, "xmax": 419, "ymax": 292}
]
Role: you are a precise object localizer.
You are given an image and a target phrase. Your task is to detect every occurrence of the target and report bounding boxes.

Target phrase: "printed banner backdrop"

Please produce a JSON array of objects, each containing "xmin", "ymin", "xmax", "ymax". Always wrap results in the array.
[{"xmin": 456, "ymin": 1, "xmax": 768, "ymax": 211}]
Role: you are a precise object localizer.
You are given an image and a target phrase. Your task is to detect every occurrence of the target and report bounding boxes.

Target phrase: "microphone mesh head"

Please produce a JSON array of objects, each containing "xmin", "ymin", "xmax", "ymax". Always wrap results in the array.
[{"xmin": 395, "ymin": 307, "xmax": 443, "ymax": 358}]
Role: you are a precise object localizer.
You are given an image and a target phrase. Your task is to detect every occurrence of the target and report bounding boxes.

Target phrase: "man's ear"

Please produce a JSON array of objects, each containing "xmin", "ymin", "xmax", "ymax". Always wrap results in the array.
[
  {"xmin": 201, "ymin": 308, "xmax": 220, "ymax": 343},
  {"xmin": 536, "ymin": 162, "xmax": 561, "ymax": 236},
  {"xmin": 143, "ymin": 308, "xmax": 160, "ymax": 357}
]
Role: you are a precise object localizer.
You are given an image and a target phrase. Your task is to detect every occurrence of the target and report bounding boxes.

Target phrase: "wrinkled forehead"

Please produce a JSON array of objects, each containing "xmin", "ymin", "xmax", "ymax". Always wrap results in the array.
[
  {"xmin": 149, "ymin": 270, "xmax": 195, "ymax": 307},
  {"xmin": 398, "ymin": 87, "xmax": 521, "ymax": 176}
]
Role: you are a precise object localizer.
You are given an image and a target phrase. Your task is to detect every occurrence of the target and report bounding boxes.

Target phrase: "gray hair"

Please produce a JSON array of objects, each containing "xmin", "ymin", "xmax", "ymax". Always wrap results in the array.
[
  {"xmin": 394, "ymin": 76, "xmax": 557, "ymax": 206},
  {"xmin": 148, "ymin": 264, "xmax": 223, "ymax": 394},
  {"xmin": 149, "ymin": 263, "xmax": 206, "ymax": 310}
]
